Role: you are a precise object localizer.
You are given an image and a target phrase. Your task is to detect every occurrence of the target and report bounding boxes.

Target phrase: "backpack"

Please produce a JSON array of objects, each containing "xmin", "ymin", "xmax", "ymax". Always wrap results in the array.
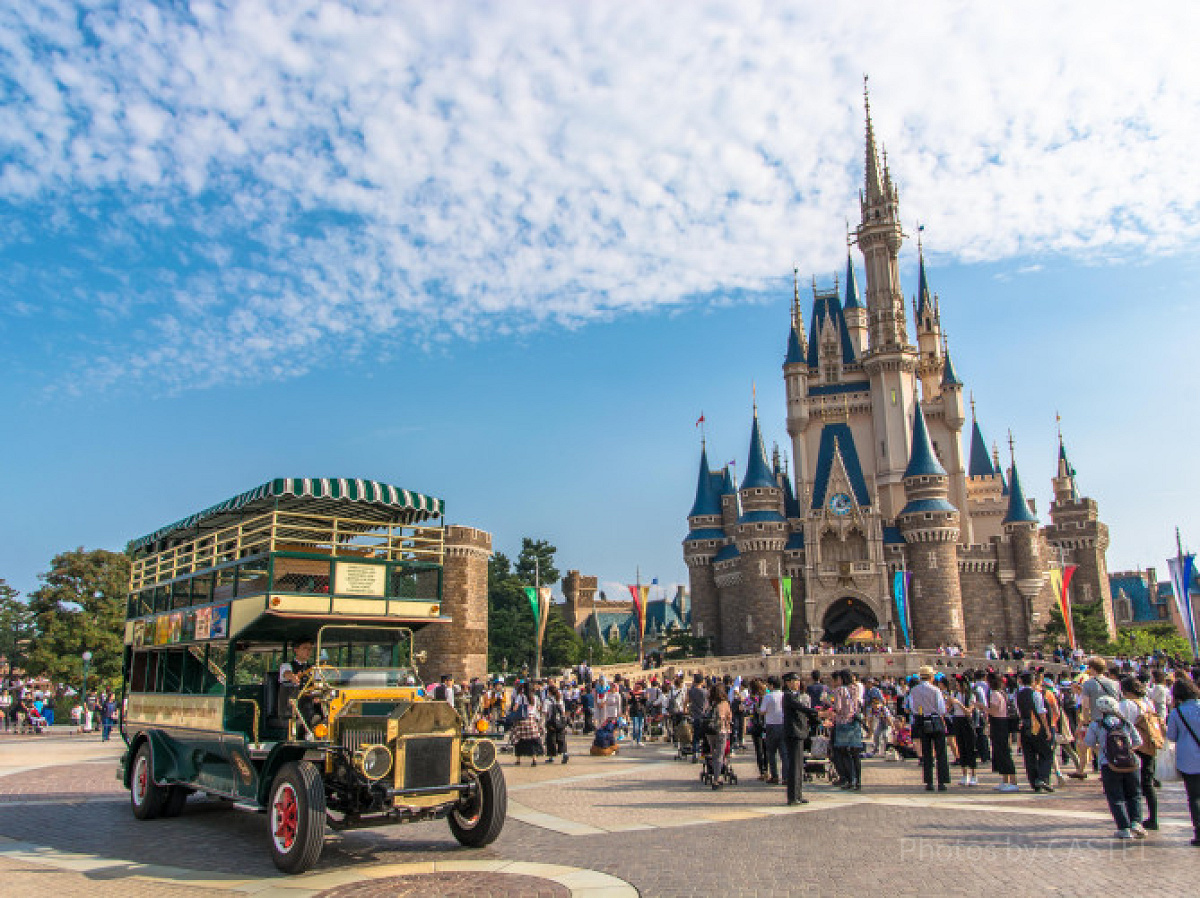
[
  {"xmin": 1101, "ymin": 717, "xmax": 1139, "ymax": 773},
  {"xmin": 546, "ymin": 701, "xmax": 566, "ymax": 732},
  {"xmin": 1134, "ymin": 703, "xmax": 1165, "ymax": 754}
]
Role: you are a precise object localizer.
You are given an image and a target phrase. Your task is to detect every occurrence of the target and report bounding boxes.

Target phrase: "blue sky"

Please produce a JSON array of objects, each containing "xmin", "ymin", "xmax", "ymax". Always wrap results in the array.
[{"xmin": 3, "ymin": 1, "xmax": 1199, "ymax": 603}]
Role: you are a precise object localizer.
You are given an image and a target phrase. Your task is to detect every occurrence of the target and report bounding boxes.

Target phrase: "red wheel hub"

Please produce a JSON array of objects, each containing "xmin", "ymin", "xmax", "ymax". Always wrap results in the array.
[{"xmin": 273, "ymin": 784, "xmax": 298, "ymax": 851}]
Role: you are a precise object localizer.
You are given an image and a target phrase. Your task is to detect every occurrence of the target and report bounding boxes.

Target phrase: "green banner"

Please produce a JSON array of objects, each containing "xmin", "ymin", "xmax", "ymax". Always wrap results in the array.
[
  {"xmin": 781, "ymin": 576, "xmax": 793, "ymax": 639},
  {"xmin": 524, "ymin": 586, "xmax": 540, "ymax": 625}
]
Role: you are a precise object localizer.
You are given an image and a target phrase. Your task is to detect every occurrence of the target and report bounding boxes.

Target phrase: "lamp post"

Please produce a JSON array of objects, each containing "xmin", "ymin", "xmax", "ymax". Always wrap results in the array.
[{"xmin": 81, "ymin": 651, "xmax": 93, "ymax": 732}]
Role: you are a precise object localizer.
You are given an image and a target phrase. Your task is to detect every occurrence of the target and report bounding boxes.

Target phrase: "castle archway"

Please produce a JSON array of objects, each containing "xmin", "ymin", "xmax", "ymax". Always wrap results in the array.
[{"xmin": 821, "ymin": 596, "xmax": 879, "ymax": 646}]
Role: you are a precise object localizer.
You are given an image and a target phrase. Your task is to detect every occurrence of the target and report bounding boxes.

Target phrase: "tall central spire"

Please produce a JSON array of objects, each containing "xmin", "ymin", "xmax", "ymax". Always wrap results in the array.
[{"xmin": 863, "ymin": 76, "xmax": 885, "ymax": 204}]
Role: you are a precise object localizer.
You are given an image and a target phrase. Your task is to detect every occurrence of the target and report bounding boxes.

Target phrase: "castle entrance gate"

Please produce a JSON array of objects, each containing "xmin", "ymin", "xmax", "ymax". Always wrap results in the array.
[{"xmin": 821, "ymin": 596, "xmax": 879, "ymax": 645}]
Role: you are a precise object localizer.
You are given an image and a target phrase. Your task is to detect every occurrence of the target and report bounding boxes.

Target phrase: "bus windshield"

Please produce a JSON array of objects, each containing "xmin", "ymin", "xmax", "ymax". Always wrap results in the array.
[{"xmin": 312, "ymin": 625, "xmax": 417, "ymax": 687}]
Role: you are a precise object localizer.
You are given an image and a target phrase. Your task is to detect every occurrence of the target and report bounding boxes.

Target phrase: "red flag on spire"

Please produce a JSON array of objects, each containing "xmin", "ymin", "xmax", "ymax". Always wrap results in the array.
[{"xmin": 695, "ymin": 414, "xmax": 705, "ymax": 427}]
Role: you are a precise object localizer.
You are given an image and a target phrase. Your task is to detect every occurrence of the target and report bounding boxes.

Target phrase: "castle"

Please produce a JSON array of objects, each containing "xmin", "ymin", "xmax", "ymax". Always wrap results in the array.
[{"xmin": 683, "ymin": 89, "xmax": 1116, "ymax": 655}]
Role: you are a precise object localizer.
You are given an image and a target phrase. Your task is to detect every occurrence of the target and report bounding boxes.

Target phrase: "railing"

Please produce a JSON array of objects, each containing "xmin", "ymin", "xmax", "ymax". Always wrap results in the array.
[{"xmin": 130, "ymin": 510, "xmax": 445, "ymax": 593}]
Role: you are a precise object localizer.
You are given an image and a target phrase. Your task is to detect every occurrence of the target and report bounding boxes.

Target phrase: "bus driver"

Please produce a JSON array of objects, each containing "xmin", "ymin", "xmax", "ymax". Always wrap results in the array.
[{"xmin": 279, "ymin": 640, "xmax": 324, "ymax": 733}]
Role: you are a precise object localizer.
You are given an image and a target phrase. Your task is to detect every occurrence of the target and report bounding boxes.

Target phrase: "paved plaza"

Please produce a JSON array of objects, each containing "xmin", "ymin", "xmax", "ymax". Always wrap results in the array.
[{"xmin": 1, "ymin": 731, "xmax": 1197, "ymax": 897}]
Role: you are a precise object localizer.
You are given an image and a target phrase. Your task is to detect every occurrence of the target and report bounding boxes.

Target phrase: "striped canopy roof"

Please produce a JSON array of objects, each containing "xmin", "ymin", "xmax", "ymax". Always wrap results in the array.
[{"xmin": 128, "ymin": 477, "xmax": 445, "ymax": 553}]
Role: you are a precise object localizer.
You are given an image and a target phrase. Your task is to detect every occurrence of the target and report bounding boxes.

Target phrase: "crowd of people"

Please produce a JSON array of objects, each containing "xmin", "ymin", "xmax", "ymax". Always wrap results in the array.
[
  {"xmin": 451, "ymin": 653, "xmax": 1200, "ymax": 847},
  {"xmin": 0, "ymin": 677, "xmax": 120, "ymax": 739}
]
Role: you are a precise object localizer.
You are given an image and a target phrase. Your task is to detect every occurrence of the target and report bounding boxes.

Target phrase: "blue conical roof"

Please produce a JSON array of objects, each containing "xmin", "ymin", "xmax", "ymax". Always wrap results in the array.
[
  {"xmin": 1004, "ymin": 463, "xmax": 1038, "ymax": 524},
  {"xmin": 904, "ymin": 404, "xmax": 946, "ymax": 478},
  {"xmin": 785, "ymin": 325, "xmax": 805, "ymax": 366},
  {"xmin": 968, "ymin": 421, "xmax": 995, "ymax": 478},
  {"xmin": 916, "ymin": 252, "xmax": 934, "ymax": 319},
  {"xmin": 843, "ymin": 254, "xmax": 863, "ymax": 310},
  {"xmin": 741, "ymin": 413, "xmax": 778, "ymax": 490},
  {"xmin": 805, "ymin": 290, "xmax": 857, "ymax": 368},
  {"xmin": 689, "ymin": 445, "xmax": 722, "ymax": 518},
  {"xmin": 941, "ymin": 350, "xmax": 963, "ymax": 387},
  {"xmin": 780, "ymin": 471, "xmax": 802, "ymax": 519}
]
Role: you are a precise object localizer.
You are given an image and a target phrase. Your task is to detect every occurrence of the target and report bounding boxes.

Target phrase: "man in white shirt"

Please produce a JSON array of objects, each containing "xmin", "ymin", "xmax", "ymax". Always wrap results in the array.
[
  {"xmin": 761, "ymin": 677, "xmax": 787, "ymax": 784},
  {"xmin": 909, "ymin": 667, "xmax": 950, "ymax": 792}
]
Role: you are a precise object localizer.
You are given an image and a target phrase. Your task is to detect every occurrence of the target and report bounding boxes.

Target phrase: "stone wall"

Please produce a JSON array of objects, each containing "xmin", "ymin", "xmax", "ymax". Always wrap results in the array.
[{"xmin": 413, "ymin": 525, "xmax": 491, "ymax": 682}]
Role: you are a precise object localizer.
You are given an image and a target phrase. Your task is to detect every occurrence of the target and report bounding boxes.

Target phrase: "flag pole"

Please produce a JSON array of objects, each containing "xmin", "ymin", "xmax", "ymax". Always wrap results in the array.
[{"xmin": 534, "ymin": 556, "xmax": 542, "ymax": 680}]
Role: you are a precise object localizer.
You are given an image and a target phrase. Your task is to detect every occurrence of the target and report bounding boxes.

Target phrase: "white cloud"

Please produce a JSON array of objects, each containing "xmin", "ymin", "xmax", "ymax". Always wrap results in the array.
[{"xmin": 2, "ymin": 0, "xmax": 1199, "ymax": 391}]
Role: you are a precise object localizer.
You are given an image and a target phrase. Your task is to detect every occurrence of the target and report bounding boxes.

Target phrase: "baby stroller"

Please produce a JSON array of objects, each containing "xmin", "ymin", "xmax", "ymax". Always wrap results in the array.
[
  {"xmin": 805, "ymin": 726, "xmax": 833, "ymax": 783},
  {"xmin": 23, "ymin": 706, "xmax": 48, "ymax": 735},
  {"xmin": 674, "ymin": 718, "xmax": 695, "ymax": 760},
  {"xmin": 699, "ymin": 734, "xmax": 738, "ymax": 789},
  {"xmin": 888, "ymin": 720, "xmax": 918, "ymax": 760}
]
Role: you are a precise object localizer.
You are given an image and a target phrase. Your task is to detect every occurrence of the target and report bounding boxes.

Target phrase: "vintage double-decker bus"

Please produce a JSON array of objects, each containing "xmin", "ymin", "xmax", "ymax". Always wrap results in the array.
[{"xmin": 118, "ymin": 477, "xmax": 504, "ymax": 873}]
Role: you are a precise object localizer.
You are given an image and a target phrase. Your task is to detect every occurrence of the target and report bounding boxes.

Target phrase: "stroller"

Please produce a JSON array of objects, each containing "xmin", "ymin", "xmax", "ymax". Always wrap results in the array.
[
  {"xmin": 699, "ymin": 733, "xmax": 738, "ymax": 789},
  {"xmin": 888, "ymin": 720, "xmax": 919, "ymax": 760},
  {"xmin": 805, "ymin": 726, "xmax": 834, "ymax": 783},
  {"xmin": 674, "ymin": 718, "xmax": 695, "ymax": 761},
  {"xmin": 22, "ymin": 705, "xmax": 48, "ymax": 735}
]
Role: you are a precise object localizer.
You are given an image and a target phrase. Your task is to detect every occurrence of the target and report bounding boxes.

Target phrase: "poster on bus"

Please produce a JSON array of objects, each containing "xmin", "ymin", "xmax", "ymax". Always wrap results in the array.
[
  {"xmin": 155, "ymin": 615, "xmax": 170, "ymax": 645},
  {"xmin": 210, "ymin": 604, "xmax": 229, "ymax": 640},
  {"xmin": 194, "ymin": 606, "xmax": 212, "ymax": 641},
  {"xmin": 182, "ymin": 610, "xmax": 196, "ymax": 643},
  {"xmin": 132, "ymin": 620, "xmax": 146, "ymax": 647},
  {"xmin": 169, "ymin": 612, "xmax": 183, "ymax": 643}
]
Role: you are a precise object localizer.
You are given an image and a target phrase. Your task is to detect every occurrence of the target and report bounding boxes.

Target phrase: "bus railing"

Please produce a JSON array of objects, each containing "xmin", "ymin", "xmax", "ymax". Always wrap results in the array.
[{"xmin": 130, "ymin": 511, "xmax": 445, "ymax": 593}]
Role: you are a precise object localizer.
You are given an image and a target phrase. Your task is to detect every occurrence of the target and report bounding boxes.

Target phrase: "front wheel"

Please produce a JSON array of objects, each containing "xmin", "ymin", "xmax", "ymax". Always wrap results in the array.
[
  {"xmin": 130, "ymin": 743, "xmax": 165, "ymax": 820},
  {"xmin": 448, "ymin": 766, "xmax": 507, "ymax": 847},
  {"xmin": 268, "ymin": 761, "xmax": 327, "ymax": 874}
]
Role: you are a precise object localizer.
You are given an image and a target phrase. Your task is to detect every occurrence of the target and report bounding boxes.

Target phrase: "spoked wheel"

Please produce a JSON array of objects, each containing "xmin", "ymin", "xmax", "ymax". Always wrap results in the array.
[
  {"xmin": 449, "ymin": 766, "xmax": 506, "ymax": 848},
  {"xmin": 268, "ymin": 761, "xmax": 326, "ymax": 874},
  {"xmin": 130, "ymin": 743, "xmax": 165, "ymax": 820}
]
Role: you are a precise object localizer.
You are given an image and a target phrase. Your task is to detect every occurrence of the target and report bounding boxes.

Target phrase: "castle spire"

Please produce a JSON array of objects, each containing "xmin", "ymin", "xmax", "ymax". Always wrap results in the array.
[
  {"xmin": 904, "ymin": 402, "xmax": 946, "ymax": 478},
  {"xmin": 688, "ymin": 443, "xmax": 722, "ymax": 519},
  {"xmin": 1004, "ymin": 436, "xmax": 1038, "ymax": 524},
  {"xmin": 843, "ymin": 252, "xmax": 863, "ymax": 310},
  {"xmin": 863, "ymin": 75, "xmax": 885, "ymax": 204},
  {"xmin": 968, "ymin": 416, "xmax": 995, "ymax": 478},
  {"xmin": 741, "ymin": 406, "xmax": 777, "ymax": 490}
]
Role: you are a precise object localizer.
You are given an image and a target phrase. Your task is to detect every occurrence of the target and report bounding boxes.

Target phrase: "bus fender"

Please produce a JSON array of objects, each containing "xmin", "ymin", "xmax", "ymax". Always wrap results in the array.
[{"xmin": 257, "ymin": 743, "xmax": 320, "ymax": 806}]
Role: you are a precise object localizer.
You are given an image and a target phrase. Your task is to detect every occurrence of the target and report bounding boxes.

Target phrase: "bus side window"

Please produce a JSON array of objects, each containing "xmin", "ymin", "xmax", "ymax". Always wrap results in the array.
[
  {"xmin": 130, "ymin": 650, "xmax": 156, "ymax": 692},
  {"xmin": 159, "ymin": 648, "xmax": 185, "ymax": 693},
  {"xmin": 204, "ymin": 644, "xmax": 229, "ymax": 694},
  {"xmin": 180, "ymin": 647, "xmax": 207, "ymax": 695}
]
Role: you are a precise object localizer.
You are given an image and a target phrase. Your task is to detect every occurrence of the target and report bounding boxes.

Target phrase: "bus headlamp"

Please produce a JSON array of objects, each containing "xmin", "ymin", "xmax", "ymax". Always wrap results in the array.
[{"xmin": 352, "ymin": 744, "xmax": 393, "ymax": 781}]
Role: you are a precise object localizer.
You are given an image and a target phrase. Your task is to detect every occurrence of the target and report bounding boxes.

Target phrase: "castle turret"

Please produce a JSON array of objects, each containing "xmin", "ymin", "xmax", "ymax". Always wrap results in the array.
[
  {"xmin": 683, "ymin": 444, "xmax": 726, "ymax": 649},
  {"xmin": 1044, "ymin": 433, "xmax": 1116, "ymax": 640},
  {"xmin": 857, "ymin": 82, "xmax": 919, "ymax": 519},
  {"xmin": 784, "ymin": 269, "xmax": 810, "ymax": 499},
  {"xmin": 842, "ymin": 253, "xmax": 867, "ymax": 356},
  {"xmin": 938, "ymin": 344, "xmax": 970, "ymax": 541},
  {"xmin": 914, "ymin": 248, "xmax": 944, "ymax": 398},
  {"xmin": 730, "ymin": 408, "xmax": 788, "ymax": 653},
  {"xmin": 1003, "ymin": 456, "xmax": 1046, "ymax": 645},
  {"xmin": 898, "ymin": 403, "xmax": 967, "ymax": 648}
]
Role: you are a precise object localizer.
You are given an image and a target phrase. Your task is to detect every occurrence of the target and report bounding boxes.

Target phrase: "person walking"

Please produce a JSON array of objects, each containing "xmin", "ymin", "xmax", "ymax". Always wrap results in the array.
[
  {"xmin": 1084, "ymin": 694, "xmax": 1145, "ymax": 840},
  {"xmin": 543, "ymin": 684, "xmax": 570, "ymax": 764},
  {"xmin": 760, "ymin": 677, "xmax": 788, "ymax": 785},
  {"xmin": 100, "ymin": 692, "xmax": 117, "ymax": 741},
  {"xmin": 1118, "ymin": 676, "xmax": 1162, "ymax": 830},
  {"xmin": 686, "ymin": 674, "xmax": 709, "ymax": 761},
  {"xmin": 947, "ymin": 679, "xmax": 977, "ymax": 786},
  {"xmin": 827, "ymin": 670, "xmax": 863, "ymax": 791},
  {"xmin": 782, "ymin": 672, "xmax": 818, "ymax": 805},
  {"xmin": 1165, "ymin": 675, "xmax": 1200, "ymax": 846},
  {"xmin": 909, "ymin": 666, "xmax": 950, "ymax": 792},
  {"xmin": 705, "ymin": 683, "xmax": 733, "ymax": 790},
  {"xmin": 1016, "ymin": 670, "xmax": 1054, "ymax": 793},
  {"xmin": 986, "ymin": 671, "xmax": 1018, "ymax": 791}
]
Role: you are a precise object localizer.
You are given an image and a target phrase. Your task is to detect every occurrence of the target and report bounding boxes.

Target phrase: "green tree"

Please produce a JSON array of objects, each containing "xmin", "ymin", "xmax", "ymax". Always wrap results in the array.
[
  {"xmin": 487, "ymin": 551, "xmax": 532, "ymax": 672},
  {"xmin": 515, "ymin": 538, "xmax": 559, "ymax": 589},
  {"xmin": 1104, "ymin": 624, "xmax": 1194, "ymax": 661},
  {"xmin": 0, "ymin": 580, "xmax": 35, "ymax": 673},
  {"xmin": 27, "ymin": 548, "xmax": 130, "ymax": 691},
  {"xmin": 541, "ymin": 605, "xmax": 584, "ymax": 670},
  {"xmin": 1042, "ymin": 600, "xmax": 1112, "ymax": 653}
]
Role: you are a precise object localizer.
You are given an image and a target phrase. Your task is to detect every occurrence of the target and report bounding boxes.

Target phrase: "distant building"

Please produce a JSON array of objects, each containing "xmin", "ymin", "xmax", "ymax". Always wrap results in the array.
[
  {"xmin": 1109, "ymin": 566, "xmax": 1200, "ymax": 643},
  {"xmin": 561, "ymin": 570, "xmax": 690, "ymax": 646},
  {"xmin": 683, "ymin": 87, "xmax": 1115, "ymax": 654}
]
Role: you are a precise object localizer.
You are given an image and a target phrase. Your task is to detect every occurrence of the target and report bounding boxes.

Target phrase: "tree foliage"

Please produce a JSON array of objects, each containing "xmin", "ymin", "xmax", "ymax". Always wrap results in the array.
[
  {"xmin": 0, "ymin": 580, "xmax": 35, "ymax": 673},
  {"xmin": 27, "ymin": 548, "xmax": 130, "ymax": 691},
  {"xmin": 1105, "ymin": 624, "xmax": 1194, "ymax": 661},
  {"xmin": 1042, "ymin": 600, "xmax": 1112, "ymax": 653}
]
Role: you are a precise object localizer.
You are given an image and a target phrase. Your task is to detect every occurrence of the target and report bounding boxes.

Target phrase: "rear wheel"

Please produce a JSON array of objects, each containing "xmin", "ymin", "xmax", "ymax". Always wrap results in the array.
[
  {"xmin": 130, "ymin": 743, "xmax": 165, "ymax": 820},
  {"xmin": 449, "ymin": 766, "xmax": 506, "ymax": 847},
  {"xmin": 268, "ymin": 761, "xmax": 326, "ymax": 874}
]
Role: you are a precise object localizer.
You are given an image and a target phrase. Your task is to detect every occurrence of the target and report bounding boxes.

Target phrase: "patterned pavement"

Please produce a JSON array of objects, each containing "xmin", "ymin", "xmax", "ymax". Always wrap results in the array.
[{"xmin": 1, "ymin": 732, "xmax": 1198, "ymax": 896}]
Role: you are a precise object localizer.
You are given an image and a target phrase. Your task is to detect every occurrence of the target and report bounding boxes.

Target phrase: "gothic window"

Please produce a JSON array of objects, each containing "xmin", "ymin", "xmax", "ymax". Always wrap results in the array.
[
  {"xmin": 746, "ymin": 614, "xmax": 753, "ymax": 634},
  {"xmin": 1082, "ymin": 583, "xmax": 1092, "ymax": 602},
  {"xmin": 1115, "ymin": 595, "xmax": 1132, "ymax": 622},
  {"xmin": 928, "ymin": 550, "xmax": 938, "ymax": 569}
]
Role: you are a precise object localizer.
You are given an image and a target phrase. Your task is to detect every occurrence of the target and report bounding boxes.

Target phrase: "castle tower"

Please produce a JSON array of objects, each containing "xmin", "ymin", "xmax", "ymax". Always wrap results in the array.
[
  {"xmin": 784, "ymin": 270, "xmax": 810, "ymax": 499},
  {"xmin": 842, "ymin": 253, "xmax": 868, "ymax": 356},
  {"xmin": 561, "ymin": 569, "xmax": 599, "ymax": 632},
  {"xmin": 965, "ymin": 402, "xmax": 1007, "ymax": 544},
  {"xmin": 1003, "ymin": 457, "xmax": 1046, "ymax": 646},
  {"xmin": 914, "ymin": 249, "xmax": 944, "ymax": 398},
  {"xmin": 415, "ymin": 525, "xmax": 491, "ymax": 681},
  {"xmin": 683, "ymin": 444, "xmax": 725, "ymax": 647},
  {"xmin": 1044, "ymin": 435, "xmax": 1117, "ymax": 640},
  {"xmin": 898, "ymin": 404, "xmax": 967, "ymax": 648},
  {"xmin": 730, "ymin": 409, "xmax": 789, "ymax": 654},
  {"xmin": 856, "ymin": 82, "xmax": 919, "ymax": 518},
  {"xmin": 938, "ymin": 345, "xmax": 970, "ymax": 542}
]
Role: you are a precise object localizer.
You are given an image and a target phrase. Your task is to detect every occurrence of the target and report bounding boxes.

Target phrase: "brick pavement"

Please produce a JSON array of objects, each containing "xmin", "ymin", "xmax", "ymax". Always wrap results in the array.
[
  {"xmin": 0, "ymin": 733, "xmax": 1197, "ymax": 896},
  {"xmin": 315, "ymin": 871, "xmax": 570, "ymax": 897}
]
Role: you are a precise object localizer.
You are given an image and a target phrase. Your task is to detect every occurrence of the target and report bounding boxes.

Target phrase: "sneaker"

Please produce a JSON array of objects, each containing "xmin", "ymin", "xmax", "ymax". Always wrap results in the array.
[
  {"xmin": 925, "ymin": 784, "xmax": 934, "ymax": 792},
  {"xmin": 1130, "ymin": 824, "xmax": 1146, "ymax": 840},
  {"xmin": 1000, "ymin": 783, "xmax": 1020, "ymax": 793},
  {"xmin": 562, "ymin": 756, "xmax": 569, "ymax": 764},
  {"xmin": 969, "ymin": 776, "xmax": 978, "ymax": 786},
  {"xmin": 1115, "ymin": 829, "xmax": 1133, "ymax": 840},
  {"xmin": 1190, "ymin": 836, "xmax": 1200, "ymax": 846},
  {"xmin": 960, "ymin": 775, "xmax": 970, "ymax": 786},
  {"xmin": 1141, "ymin": 820, "xmax": 1157, "ymax": 831},
  {"xmin": 937, "ymin": 784, "xmax": 949, "ymax": 792},
  {"xmin": 992, "ymin": 783, "xmax": 1006, "ymax": 792}
]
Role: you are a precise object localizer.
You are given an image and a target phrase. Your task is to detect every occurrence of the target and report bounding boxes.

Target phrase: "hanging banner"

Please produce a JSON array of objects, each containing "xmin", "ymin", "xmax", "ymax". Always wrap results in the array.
[
  {"xmin": 781, "ymin": 577, "xmax": 793, "ymax": 642},
  {"xmin": 627, "ymin": 584, "xmax": 649, "ymax": 642},
  {"xmin": 1047, "ymin": 566, "xmax": 1078, "ymax": 650},
  {"xmin": 1168, "ymin": 555, "xmax": 1199, "ymax": 657},
  {"xmin": 524, "ymin": 586, "xmax": 541, "ymax": 626},
  {"xmin": 892, "ymin": 571, "xmax": 910, "ymax": 648}
]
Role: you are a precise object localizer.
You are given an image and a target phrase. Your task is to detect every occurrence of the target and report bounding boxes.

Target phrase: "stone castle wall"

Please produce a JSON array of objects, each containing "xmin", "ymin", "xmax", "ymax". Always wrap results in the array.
[{"xmin": 413, "ymin": 525, "xmax": 491, "ymax": 682}]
